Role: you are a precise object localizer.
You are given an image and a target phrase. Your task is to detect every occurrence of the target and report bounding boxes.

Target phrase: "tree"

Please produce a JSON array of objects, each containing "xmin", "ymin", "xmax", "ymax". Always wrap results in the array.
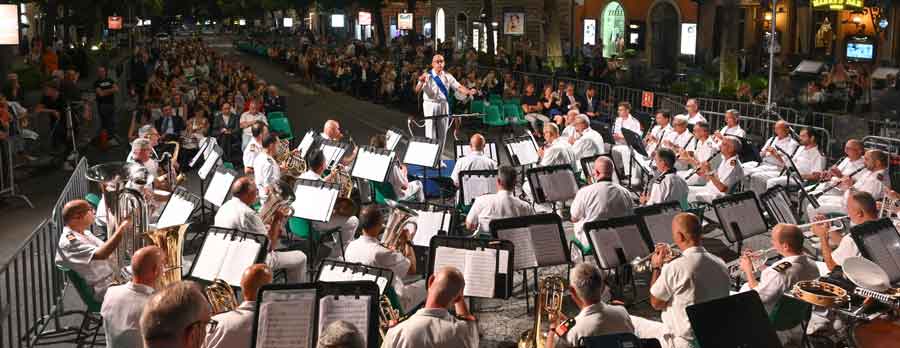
[{"xmin": 718, "ymin": 0, "xmax": 739, "ymax": 94}]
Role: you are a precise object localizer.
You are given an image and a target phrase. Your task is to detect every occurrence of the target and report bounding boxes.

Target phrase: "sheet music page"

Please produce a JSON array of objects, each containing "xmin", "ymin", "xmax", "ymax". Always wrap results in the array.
[
  {"xmin": 256, "ymin": 289, "xmax": 316, "ymax": 348},
  {"xmin": 156, "ymin": 196, "xmax": 194, "ymax": 229},
  {"xmin": 588, "ymin": 227, "xmax": 626, "ymax": 268},
  {"xmin": 297, "ymin": 131, "xmax": 316, "ymax": 157},
  {"xmin": 463, "ymin": 249, "xmax": 497, "ymax": 297},
  {"xmin": 351, "ymin": 150, "xmax": 393, "ymax": 182},
  {"xmin": 219, "ymin": 238, "xmax": 262, "ymax": 286},
  {"xmin": 202, "ymin": 139, "xmax": 218, "ymax": 160},
  {"xmin": 376, "ymin": 277, "xmax": 389, "ymax": 295},
  {"xmin": 485, "ymin": 143, "xmax": 497, "ymax": 161},
  {"xmin": 538, "ymin": 170, "xmax": 579, "ymax": 202},
  {"xmin": 386, "ymin": 131, "xmax": 402, "ymax": 151},
  {"xmin": 412, "ymin": 211, "xmax": 446, "ymax": 247},
  {"xmin": 497, "ymin": 228, "xmax": 538, "ymax": 270},
  {"xmin": 516, "ymin": 141, "xmax": 540, "ymax": 165},
  {"xmin": 191, "ymin": 232, "xmax": 228, "ymax": 281},
  {"xmin": 189, "ymin": 139, "xmax": 208, "ymax": 167},
  {"xmin": 404, "ymin": 142, "xmax": 439, "ymax": 167},
  {"xmin": 642, "ymin": 210, "xmax": 678, "ymax": 245},
  {"xmin": 616, "ymin": 225, "xmax": 651, "ymax": 261},
  {"xmin": 321, "ymin": 145, "xmax": 346, "ymax": 168},
  {"xmin": 462, "ymin": 175, "xmax": 497, "ymax": 205},
  {"xmin": 292, "ymin": 185, "xmax": 338, "ymax": 222},
  {"xmin": 318, "ymin": 266, "xmax": 352, "ymax": 282},
  {"xmin": 318, "ymin": 296, "xmax": 371, "ymax": 348},
  {"xmin": 498, "ymin": 250, "xmax": 510, "ymax": 274},
  {"xmin": 528, "ymin": 224, "xmax": 568, "ymax": 266},
  {"xmin": 434, "ymin": 247, "xmax": 468, "ymax": 273},
  {"xmin": 204, "ymin": 171, "xmax": 234, "ymax": 207},
  {"xmin": 198, "ymin": 150, "xmax": 220, "ymax": 180}
]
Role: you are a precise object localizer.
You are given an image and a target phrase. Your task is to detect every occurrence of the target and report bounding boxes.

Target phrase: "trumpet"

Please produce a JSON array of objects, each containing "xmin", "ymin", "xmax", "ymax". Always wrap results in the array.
[
  {"xmin": 728, "ymin": 247, "xmax": 777, "ymax": 283},
  {"xmin": 796, "ymin": 215, "xmax": 849, "ymax": 230},
  {"xmin": 632, "ymin": 244, "xmax": 681, "ymax": 273}
]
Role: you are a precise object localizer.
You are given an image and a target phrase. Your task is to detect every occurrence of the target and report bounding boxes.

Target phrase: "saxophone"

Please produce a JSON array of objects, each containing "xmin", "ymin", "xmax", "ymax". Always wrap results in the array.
[
  {"xmin": 205, "ymin": 279, "xmax": 239, "ymax": 315},
  {"xmin": 145, "ymin": 224, "xmax": 188, "ymax": 289},
  {"xmin": 518, "ymin": 276, "xmax": 567, "ymax": 348}
]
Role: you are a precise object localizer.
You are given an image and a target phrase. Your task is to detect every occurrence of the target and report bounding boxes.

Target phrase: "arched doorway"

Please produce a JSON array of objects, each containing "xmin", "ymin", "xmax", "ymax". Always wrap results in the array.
[
  {"xmin": 601, "ymin": 1, "xmax": 625, "ymax": 58},
  {"xmin": 456, "ymin": 13, "xmax": 468, "ymax": 50},
  {"xmin": 649, "ymin": 1, "xmax": 680, "ymax": 70},
  {"xmin": 435, "ymin": 8, "xmax": 446, "ymax": 45}
]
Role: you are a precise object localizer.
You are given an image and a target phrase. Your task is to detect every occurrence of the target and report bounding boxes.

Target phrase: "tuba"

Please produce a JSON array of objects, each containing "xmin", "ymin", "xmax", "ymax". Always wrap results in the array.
[
  {"xmin": 382, "ymin": 199, "xmax": 418, "ymax": 251},
  {"xmin": 86, "ymin": 162, "xmax": 151, "ymax": 283},
  {"xmin": 327, "ymin": 163, "xmax": 356, "ymax": 217},
  {"xmin": 145, "ymin": 224, "xmax": 188, "ymax": 289},
  {"xmin": 259, "ymin": 178, "xmax": 296, "ymax": 226},
  {"xmin": 205, "ymin": 279, "xmax": 239, "ymax": 315},
  {"xmin": 518, "ymin": 276, "xmax": 567, "ymax": 348}
]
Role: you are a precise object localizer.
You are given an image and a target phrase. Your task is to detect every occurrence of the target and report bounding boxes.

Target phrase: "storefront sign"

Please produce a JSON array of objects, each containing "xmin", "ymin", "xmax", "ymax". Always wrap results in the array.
[
  {"xmin": 0, "ymin": 5, "xmax": 17, "ymax": 45},
  {"xmin": 398, "ymin": 13, "xmax": 413, "ymax": 30},
  {"xmin": 108, "ymin": 16, "xmax": 123, "ymax": 30},
  {"xmin": 583, "ymin": 19, "xmax": 596, "ymax": 45},
  {"xmin": 359, "ymin": 12, "xmax": 372, "ymax": 26},
  {"xmin": 811, "ymin": 0, "xmax": 863, "ymax": 10}
]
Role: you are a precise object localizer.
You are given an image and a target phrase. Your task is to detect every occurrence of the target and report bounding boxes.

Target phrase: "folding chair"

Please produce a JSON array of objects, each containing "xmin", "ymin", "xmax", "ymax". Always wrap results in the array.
[{"xmin": 56, "ymin": 266, "xmax": 104, "ymax": 348}]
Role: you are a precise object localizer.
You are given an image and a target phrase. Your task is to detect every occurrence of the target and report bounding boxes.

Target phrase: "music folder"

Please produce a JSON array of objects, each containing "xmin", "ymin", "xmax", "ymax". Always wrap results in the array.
[
  {"xmin": 318, "ymin": 139, "xmax": 351, "ymax": 168},
  {"xmin": 317, "ymin": 260, "xmax": 394, "ymax": 295},
  {"xmin": 296, "ymin": 129, "xmax": 319, "ymax": 157},
  {"xmin": 584, "ymin": 216, "xmax": 653, "ymax": 269},
  {"xmin": 403, "ymin": 136, "xmax": 441, "ymax": 168},
  {"xmin": 686, "ymin": 291, "xmax": 783, "ymax": 348},
  {"xmin": 458, "ymin": 169, "xmax": 498, "ymax": 206},
  {"xmin": 504, "ymin": 135, "xmax": 539, "ymax": 166},
  {"xmin": 291, "ymin": 179, "xmax": 340, "ymax": 222},
  {"xmin": 454, "ymin": 140, "xmax": 499, "ymax": 163},
  {"xmin": 634, "ymin": 201, "xmax": 682, "ymax": 246},
  {"xmin": 526, "ymin": 164, "xmax": 579, "ymax": 203},
  {"xmin": 712, "ymin": 191, "xmax": 769, "ymax": 243},
  {"xmin": 349, "ymin": 145, "xmax": 394, "ymax": 183},
  {"xmin": 204, "ymin": 167, "xmax": 237, "ymax": 207},
  {"xmin": 621, "ymin": 128, "xmax": 648, "ymax": 158},
  {"xmin": 489, "ymin": 214, "xmax": 570, "ymax": 271},
  {"xmin": 850, "ymin": 218, "xmax": 900, "ymax": 285},
  {"xmin": 251, "ymin": 282, "xmax": 380, "ymax": 348},
  {"xmin": 187, "ymin": 227, "xmax": 269, "ymax": 288},
  {"xmin": 428, "ymin": 236, "xmax": 513, "ymax": 299},
  {"xmin": 156, "ymin": 186, "xmax": 199, "ymax": 229}
]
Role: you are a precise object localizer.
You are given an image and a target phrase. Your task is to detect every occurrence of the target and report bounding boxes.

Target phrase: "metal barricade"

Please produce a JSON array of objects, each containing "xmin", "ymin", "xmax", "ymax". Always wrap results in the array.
[
  {"xmin": 867, "ymin": 118, "xmax": 900, "ymax": 139},
  {"xmin": 704, "ymin": 110, "xmax": 834, "ymax": 159},
  {"xmin": 51, "ymin": 158, "xmax": 91, "ymax": 232},
  {"xmin": 0, "ymin": 139, "xmax": 33, "ymax": 208},
  {"xmin": 862, "ymin": 135, "xmax": 900, "ymax": 154}
]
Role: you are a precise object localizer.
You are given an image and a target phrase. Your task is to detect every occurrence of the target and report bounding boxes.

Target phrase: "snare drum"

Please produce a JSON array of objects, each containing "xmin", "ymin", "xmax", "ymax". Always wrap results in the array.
[{"xmin": 851, "ymin": 319, "xmax": 900, "ymax": 348}]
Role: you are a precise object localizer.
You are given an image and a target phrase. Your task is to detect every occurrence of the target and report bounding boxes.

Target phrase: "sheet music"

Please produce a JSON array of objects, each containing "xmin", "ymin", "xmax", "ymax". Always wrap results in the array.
[
  {"xmin": 459, "ymin": 143, "xmax": 497, "ymax": 161},
  {"xmin": 498, "ymin": 250, "xmax": 509, "ymax": 274},
  {"xmin": 589, "ymin": 225, "xmax": 649, "ymax": 268},
  {"xmin": 351, "ymin": 150, "xmax": 394, "ymax": 182},
  {"xmin": 191, "ymin": 232, "xmax": 229, "ymax": 281},
  {"xmin": 204, "ymin": 170, "xmax": 235, "ymax": 207},
  {"xmin": 537, "ymin": 170, "xmax": 579, "ymax": 202},
  {"xmin": 321, "ymin": 145, "xmax": 346, "ymax": 168},
  {"xmin": 512, "ymin": 141, "xmax": 539, "ymax": 165},
  {"xmin": 386, "ymin": 130, "xmax": 402, "ymax": 151},
  {"xmin": 202, "ymin": 139, "xmax": 218, "ymax": 160},
  {"xmin": 861, "ymin": 230, "xmax": 900, "ymax": 283},
  {"xmin": 198, "ymin": 150, "xmax": 220, "ymax": 180},
  {"xmin": 642, "ymin": 209, "xmax": 679, "ymax": 245},
  {"xmin": 464, "ymin": 249, "xmax": 497, "ymax": 297},
  {"xmin": 318, "ymin": 266, "xmax": 350, "ymax": 282},
  {"xmin": 297, "ymin": 131, "xmax": 316, "ymax": 157},
  {"xmin": 156, "ymin": 195, "xmax": 194, "ymax": 229},
  {"xmin": 497, "ymin": 228, "xmax": 538, "ymax": 270},
  {"xmin": 404, "ymin": 141, "xmax": 440, "ymax": 167},
  {"xmin": 412, "ymin": 211, "xmax": 451, "ymax": 247},
  {"xmin": 318, "ymin": 296, "xmax": 371, "ymax": 348},
  {"xmin": 219, "ymin": 238, "xmax": 262, "ymax": 286},
  {"xmin": 529, "ymin": 224, "xmax": 568, "ymax": 266},
  {"xmin": 256, "ymin": 289, "xmax": 316, "ymax": 348},
  {"xmin": 189, "ymin": 138, "xmax": 210, "ymax": 167},
  {"xmin": 292, "ymin": 184, "xmax": 338, "ymax": 222},
  {"xmin": 717, "ymin": 198, "xmax": 768, "ymax": 241},
  {"xmin": 434, "ymin": 247, "xmax": 468, "ymax": 273},
  {"xmin": 461, "ymin": 175, "xmax": 497, "ymax": 205}
]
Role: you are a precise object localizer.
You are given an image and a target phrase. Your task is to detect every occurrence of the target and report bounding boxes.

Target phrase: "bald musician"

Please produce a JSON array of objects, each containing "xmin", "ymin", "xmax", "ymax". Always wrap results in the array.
[
  {"xmin": 465, "ymin": 166, "xmax": 533, "ymax": 235},
  {"xmin": 738, "ymin": 224, "xmax": 818, "ymax": 313},
  {"xmin": 450, "ymin": 133, "xmax": 497, "ymax": 187},
  {"xmin": 686, "ymin": 136, "xmax": 743, "ymax": 203},
  {"xmin": 322, "ymin": 119, "xmax": 344, "ymax": 141},
  {"xmin": 714, "ymin": 109, "xmax": 746, "ymax": 141},
  {"xmin": 807, "ymin": 149, "xmax": 891, "ymax": 218},
  {"xmin": 812, "ymin": 191, "xmax": 879, "ymax": 272},
  {"xmin": 807, "ymin": 139, "xmax": 865, "ymax": 198},
  {"xmin": 571, "ymin": 157, "xmax": 634, "ymax": 246},
  {"xmin": 382, "ymin": 266, "xmax": 478, "ymax": 348},
  {"xmin": 55, "ymin": 199, "xmax": 131, "ymax": 300},
  {"xmin": 140, "ymin": 281, "xmax": 211, "ymax": 348},
  {"xmin": 741, "ymin": 120, "xmax": 798, "ymax": 178},
  {"xmin": 631, "ymin": 213, "xmax": 730, "ymax": 348},
  {"xmin": 101, "ymin": 246, "xmax": 163, "ymax": 348},
  {"xmin": 204, "ymin": 264, "xmax": 273, "ymax": 348}
]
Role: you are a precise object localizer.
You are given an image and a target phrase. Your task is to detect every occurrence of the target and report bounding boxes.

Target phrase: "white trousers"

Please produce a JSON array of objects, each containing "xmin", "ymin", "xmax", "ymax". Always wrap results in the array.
[
  {"xmin": 687, "ymin": 186, "xmax": 724, "ymax": 204},
  {"xmin": 630, "ymin": 315, "xmax": 690, "ymax": 348},
  {"xmin": 399, "ymin": 180, "xmax": 425, "ymax": 202},
  {"xmin": 267, "ymin": 250, "xmax": 308, "ymax": 283},
  {"xmin": 424, "ymin": 99, "xmax": 449, "ymax": 160},
  {"xmin": 748, "ymin": 170, "xmax": 781, "ymax": 195},
  {"xmin": 313, "ymin": 216, "xmax": 360, "ymax": 259},
  {"xmin": 677, "ymin": 169, "xmax": 708, "ymax": 186},
  {"xmin": 805, "ymin": 195, "xmax": 847, "ymax": 220}
]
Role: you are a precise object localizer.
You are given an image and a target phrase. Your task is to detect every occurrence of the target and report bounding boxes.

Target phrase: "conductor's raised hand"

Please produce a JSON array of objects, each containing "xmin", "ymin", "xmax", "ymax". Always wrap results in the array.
[{"xmin": 418, "ymin": 72, "xmax": 429, "ymax": 83}]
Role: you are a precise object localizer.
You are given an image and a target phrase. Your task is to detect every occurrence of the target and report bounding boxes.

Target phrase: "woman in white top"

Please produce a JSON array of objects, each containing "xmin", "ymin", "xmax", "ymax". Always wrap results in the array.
[{"xmin": 239, "ymin": 99, "xmax": 267, "ymax": 151}]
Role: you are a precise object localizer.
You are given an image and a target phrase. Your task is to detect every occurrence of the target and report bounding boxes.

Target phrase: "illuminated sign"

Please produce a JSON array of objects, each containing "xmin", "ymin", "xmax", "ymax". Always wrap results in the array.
[
  {"xmin": 398, "ymin": 13, "xmax": 413, "ymax": 30},
  {"xmin": 811, "ymin": 0, "xmax": 863, "ymax": 10},
  {"xmin": 331, "ymin": 14, "xmax": 345, "ymax": 28},
  {"xmin": 283, "ymin": 18, "xmax": 293, "ymax": 27},
  {"xmin": 0, "ymin": 5, "xmax": 18, "ymax": 45},
  {"xmin": 108, "ymin": 16, "xmax": 123, "ymax": 30},
  {"xmin": 680, "ymin": 23, "xmax": 697, "ymax": 55},
  {"xmin": 359, "ymin": 12, "xmax": 372, "ymax": 26}
]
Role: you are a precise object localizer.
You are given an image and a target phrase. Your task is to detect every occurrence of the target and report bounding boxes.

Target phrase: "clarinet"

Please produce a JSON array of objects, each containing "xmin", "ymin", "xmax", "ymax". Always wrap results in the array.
[
  {"xmin": 810, "ymin": 166, "xmax": 866, "ymax": 199},
  {"xmin": 685, "ymin": 149, "xmax": 721, "ymax": 180},
  {"xmin": 756, "ymin": 136, "xmax": 775, "ymax": 167}
]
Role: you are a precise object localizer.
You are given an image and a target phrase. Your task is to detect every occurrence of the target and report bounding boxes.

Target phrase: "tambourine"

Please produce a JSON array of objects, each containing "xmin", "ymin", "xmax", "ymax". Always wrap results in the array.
[{"xmin": 792, "ymin": 280, "xmax": 850, "ymax": 308}]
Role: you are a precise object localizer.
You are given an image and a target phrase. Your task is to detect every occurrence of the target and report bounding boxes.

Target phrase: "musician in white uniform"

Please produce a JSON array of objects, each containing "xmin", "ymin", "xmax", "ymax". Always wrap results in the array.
[
  {"xmin": 631, "ymin": 213, "xmax": 730, "ymax": 348},
  {"xmin": 714, "ymin": 109, "xmax": 746, "ymax": 142},
  {"xmin": 102, "ymin": 246, "xmax": 162, "ymax": 348},
  {"xmin": 547, "ymin": 263, "xmax": 635, "ymax": 348},
  {"xmin": 663, "ymin": 116, "xmax": 693, "ymax": 171},
  {"xmin": 738, "ymin": 224, "xmax": 819, "ymax": 312},
  {"xmin": 684, "ymin": 99, "xmax": 706, "ymax": 125},
  {"xmin": 806, "ymin": 149, "xmax": 891, "ymax": 218},
  {"xmin": 382, "ymin": 266, "xmax": 478, "ymax": 348},
  {"xmin": 322, "ymin": 119, "xmax": 344, "ymax": 141},
  {"xmin": 741, "ymin": 121, "xmax": 798, "ymax": 178},
  {"xmin": 571, "ymin": 157, "xmax": 634, "ymax": 246},
  {"xmin": 465, "ymin": 166, "xmax": 533, "ymax": 235},
  {"xmin": 300, "ymin": 150, "xmax": 360, "ymax": 257},
  {"xmin": 204, "ymin": 264, "xmax": 272, "ymax": 348},
  {"xmin": 415, "ymin": 54, "xmax": 477, "ymax": 156},
  {"xmin": 676, "ymin": 121, "xmax": 718, "ymax": 186},
  {"xmin": 539, "ymin": 123, "xmax": 577, "ymax": 168},
  {"xmin": 252, "ymin": 135, "xmax": 281, "ymax": 206},
  {"xmin": 369, "ymin": 134, "xmax": 425, "ymax": 202},
  {"xmin": 568, "ymin": 114, "xmax": 605, "ymax": 161},
  {"xmin": 762, "ymin": 128, "xmax": 826, "ymax": 193},
  {"xmin": 610, "ymin": 102, "xmax": 643, "ymax": 178},
  {"xmin": 55, "ymin": 199, "xmax": 131, "ymax": 300},
  {"xmin": 645, "ymin": 110, "xmax": 674, "ymax": 156},
  {"xmin": 450, "ymin": 133, "xmax": 497, "ymax": 187},
  {"xmin": 687, "ymin": 136, "xmax": 743, "ymax": 203},
  {"xmin": 808, "ymin": 139, "xmax": 866, "ymax": 198},
  {"xmin": 97, "ymin": 138, "xmax": 160, "ymax": 227},
  {"xmin": 241, "ymin": 121, "xmax": 268, "ymax": 175},
  {"xmin": 812, "ymin": 191, "xmax": 879, "ymax": 272},
  {"xmin": 346, "ymin": 206, "xmax": 427, "ymax": 313},
  {"xmin": 140, "ymin": 282, "xmax": 210, "ymax": 348},
  {"xmin": 641, "ymin": 148, "xmax": 688, "ymax": 206},
  {"xmin": 214, "ymin": 177, "xmax": 308, "ymax": 283}
]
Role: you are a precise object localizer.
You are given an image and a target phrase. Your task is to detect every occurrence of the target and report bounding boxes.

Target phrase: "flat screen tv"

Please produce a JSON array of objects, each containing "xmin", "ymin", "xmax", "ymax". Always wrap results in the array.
[{"xmin": 846, "ymin": 42, "xmax": 875, "ymax": 61}]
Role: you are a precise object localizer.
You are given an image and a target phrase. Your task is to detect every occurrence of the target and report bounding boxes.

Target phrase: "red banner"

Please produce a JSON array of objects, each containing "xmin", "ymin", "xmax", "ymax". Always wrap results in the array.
[{"xmin": 641, "ymin": 91, "xmax": 654, "ymax": 108}]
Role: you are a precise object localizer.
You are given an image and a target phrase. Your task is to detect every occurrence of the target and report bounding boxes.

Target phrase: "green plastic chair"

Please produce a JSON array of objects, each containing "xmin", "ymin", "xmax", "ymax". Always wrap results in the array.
[
  {"xmin": 502, "ymin": 104, "xmax": 529, "ymax": 127},
  {"xmin": 84, "ymin": 193, "xmax": 101, "ymax": 208},
  {"xmin": 59, "ymin": 266, "xmax": 102, "ymax": 312},
  {"xmin": 471, "ymin": 100, "xmax": 486, "ymax": 114},
  {"xmin": 371, "ymin": 181, "xmax": 398, "ymax": 205},
  {"xmin": 769, "ymin": 296, "xmax": 812, "ymax": 347},
  {"xmin": 268, "ymin": 117, "xmax": 294, "ymax": 142},
  {"xmin": 57, "ymin": 265, "xmax": 104, "ymax": 346},
  {"xmin": 483, "ymin": 105, "xmax": 508, "ymax": 127},
  {"xmin": 489, "ymin": 96, "xmax": 503, "ymax": 107},
  {"xmin": 288, "ymin": 217, "xmax": 345, "ymax": 266},
  {"xmin": 505, "ymin": 98, "xmax": 521, "ymax": 106},
  {"xmin": 267, "ymin": 111, "xmax": 286, "ymax": 121},
  {"xmin": 222, "ymin": 162, "xmax": 236, "ymax": 170},
  {"xmin": 570, "ymin": 238, "xmax": 594, "ymax": 260}
]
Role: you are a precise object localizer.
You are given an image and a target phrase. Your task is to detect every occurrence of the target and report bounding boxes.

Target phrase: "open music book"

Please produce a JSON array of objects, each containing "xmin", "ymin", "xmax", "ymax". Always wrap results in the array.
[
  {"xmin": 506, "ymin": 139, "xmax": 539, "ymax": 166},
  {"xmin": 404, "ymin": 140, "xmax": 440, "ymax": 168},
  {"xmin": 350, "ymin": 147, "xmax": 395, "ymax": 183},
  {"xmin": 321, "ymin": 144, "xmax": 347, "ymax": 168},
  {"xmin": 386, "ymin": 129, "xmax": 403, "ymax": 151},
  {"xmin": 256, "ymin": 288, "xmax": 317, "ymax": 348},
  {"xmin": 460, "ymin": 172, "xmax": 497, "ymax": 206},
  {"xmin": 291, "ymin": 180, "xmax": 339, "ymax": 222},
  {"xmin": 317, "ymin": 265, "xmax": 390, "ymax": 295},
  {"xmin": 156, "ymin": 191, "xmax": 195, "ymax": 229},
  {"xmin": 204, "ymin": 169, "xmax": 235, "ymax": 207},
  {"xmin": 297, "ymin": 130, "xmax": 317, "ymax": 157},
  {"xmin": 198, "ymin": 150, "xmax": 220, "ymax": 180},
  {"xmin": 533, "ymin": 168, "xmax": 579, "ymax": 202},
  {"xmin": 456, "ymin": 142, "xmax": 498, "ymax": 162},
  {"xmin": 587, "ymin": 221, "xmax": 651, "ymax": 268},
  {"xmin": 636, "ymin": 203, "xmax": 680, "ymax": 245},
  {"xmin": 318, "ymin": 296, "xmax": 371, "ymax": 348},
  {"xmin": 433, "ymin": 246, "xmax": 509, "ymax": 298},
  {"xmin": 411, "ymin": 210, "xmax": 453, "ymax": 247},
  {"xmin": 497, "ymin": 223, "xmax": 567, "ymax": 270},
  {"xmin": 191, "ymin": 232, "xmax": 263, "ymax": 286}
]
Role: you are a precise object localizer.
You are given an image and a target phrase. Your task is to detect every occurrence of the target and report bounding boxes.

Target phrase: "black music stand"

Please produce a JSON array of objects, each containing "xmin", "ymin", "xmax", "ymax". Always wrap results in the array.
[
  {"xmin": 759, "ymin": 185, "xmax": 799, "ymax": 226},
  {"xmin": 291, "ymin": 179, "xmax": 340, "ymax": 222},
  {"xmin": 318, "ymin": 139, "xmax": 352, "ymax": 169},
  {"xmin": 454, "ymin": 139, "xmax": 499, "ymax": 163},
  {"xmin": 317, "ymin": 260, "xmax": 395, "ymax": 296},
  {"xmin": 427, "ymin": 236, "xmax": 514, "ymax": 299},
  {"xmin": 584, "ymin": 216, "xmax": 653, "ymax": 303},
  {"xmin": 634, "ymin": 201, "xmax": 683, "ymax": 246},
  {"xmin": 686, "ymin": 291, "xmax": 784, "ymax": 348},
  {"xmin": 621, "ymin": 128, "xmax": 647, "ymax": 189},
  {"xmin": 155, "ymin": 186, "xmax": 200, "ymax": 229},
  {"xmin": 712, "ymin": 191, "xmax": 771, "ymax": 253},
  {"xmin": 196, "ymin": 142, "xmax": 225, "ymax": 224},
  {"xmin": 850, "ymin": 218, "xmax": 900, "ymax": 285},
  {"xmin": 504, "ymin": 134, "xmax": 539, "ymax": 166},
  {"xmin": 386, "ymin": 127, "xmax": 409, "ymax": 160},
  {"xmin": 187, "ymin": 227, "xmax": 269, "ymax": 288},
  {"xmin": 203, "ymin": 166, "xmax": 237, "ymax": 208},
  {"xmin": 736, "ymin": 135, "xmax": 762, "ymax": 164},
  {"xmin": 773, "ymin": 144, "xmax": 820, "ymax": 211},
  {"xmin": 525, "ymin": 164, "xmax": 579, "ymax": 213},
  {"xmin": 296, "ymin": 129, "xmax": 321, "ymax": 157},
  {"xmin": 458, "ymin": 169, "xmax": 498, "ymax": 207},
  {"xmin": 580, "ymin": 154, "xmax": 620, "ymax": 185},
  {"xmin": 349, "ymin": 145, "xmax": 394, "ymax": 183}
]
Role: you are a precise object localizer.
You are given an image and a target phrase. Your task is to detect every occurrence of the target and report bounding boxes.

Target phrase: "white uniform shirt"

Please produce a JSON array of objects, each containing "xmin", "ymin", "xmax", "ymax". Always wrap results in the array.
[
  {"xmin": 101, "ymin": 282, "xmax": 154, "ymax": 348},
  {"xmin": 650, "ymin": 247, "xmax": 730, "ymax": 342},
  {"xmin": 738, "ymin": 255, "xmax": 819, "ymax": 313},
  {"xmin": 687, "ymin": 137, "xmax": 718, "ymax": 163},
  {"xmin": 561, "ymin": 125, "xmax": 577, "ymax": 140},
  {"xmin": 790, "ymin": 146, "xmax": 826, "ymax": 176},
  {"xmin": 850, "ymin": 168, "xmax": 891, "ymax": 200},
  {"xmin": 382, "ymin": 308, "xmax": 479, "ymax": 348},
  {"xmin": 242, "ymin": 138, "xmax": 262, "ymax": 169},
  {"xmin": 214, "ymin": 198, "xmax": 267, "ymax": 236},
  {"xmin": 252, "ymin": 152, "xmax": 280, "ymax": 203},
  {"xmin": 646, "ymin": 124, "xmax": 673, "ymax": 153},
  {"xmin": 465, "ymin": 190, "xmax": 533, "ymax": 233},
  {"xmin": 555, "ymin": 303, "xmax": 635, "ymax": 348},
  {"xmin": 719, "ymin": 125, "xmax": 746, "ymax": 139},
  {"xmin": 204, "ymin": 301, "xmax": 256, "ymax": 348},
  {"xmin": 686, "ymin": 112, "xmax": 706, "ymax": 125},
  {"xmin": 421, "ymin": 70, "xmax": 461, "ymax": 103},
  {"xmin": 345, "ymin": 235, "xmax": 411, "ymax": 295},
  {"xmin": 613, "ymin": 115, "xmax": 642, "ymax": 144},
  {"xmin": 704, "ymin": 155, "xmax": 743, "ymax": 195},
  {"xmin": 669, "ymin": 131, "xmax": 693, "ymax": 151},
  {"xmin": 648, "ymin": 171, "xmax": 689, "ymax": 205},
  {"xmin": 541, "ymin": 138, "xmax": 577, "ymax": 168},
  {"xmin": 571, "ymin": 128, "xmax": 605, "ymax": 160},
  {"xmin": 760, "ymin": 136, "xmax": 799, "ymax": 166},
  {"xmin": 300, "ymin": 170, "xmax": 322, "ymax": 181},
  {"xmin": 239, "ymin": 111, "xmax": 267, "ymax": 138},
  {"xmin": 571, "ymin": 181, "xmax": 634, "ymax": 242},
  {"xmin": 819, "ymin": 157, "xmax": 866, "ymax": 196},
  {"xmin": 55, "ymin": 227, "xmax": 115, "ymax": 299},
  {"xmin": 832, "ymin": 234, "xmax": 862, "ymax": 267},
  {"xmin": 451, "ymin": 151, "xmax": 497, "ymax": 186}
]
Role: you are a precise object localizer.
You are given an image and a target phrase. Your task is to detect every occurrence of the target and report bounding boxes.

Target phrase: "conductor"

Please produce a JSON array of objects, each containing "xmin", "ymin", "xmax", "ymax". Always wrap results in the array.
[{"xmin": 415, "ymin": 54, "xmax": 477, "ymax": 156}]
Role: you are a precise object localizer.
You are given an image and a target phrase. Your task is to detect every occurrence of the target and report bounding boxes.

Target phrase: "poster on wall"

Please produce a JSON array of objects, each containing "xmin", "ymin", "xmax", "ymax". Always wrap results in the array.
[
  {"xmin": 680, "ymin": 23, "xmax": 697, "ymax": 55},
  {"xmin": 398, "ymin": 13, "xmax": 413, "ymax": 30},
  {"xmin": 0, "ymin": 5, "xmax": 18, "ymax": 45},
  {"xmin": 108, "ymin": 16, "xmax": 123, "ymax": 30},
  {"xmin": 283, "ymin": 18, "xmax": 293, "ymax": 28},
  {"xmin": 359, "ymin": 12, "xmax": 372, "ymax": 26},
  {"xmin": 331, "ymin": 14, "xmax": 345, "ymax": 28},
  {"xmin": 583, "ymin": 19, "xmax": 596, "ymax": 45},
  {"xmin": 504, "ymin": 12, "xmax": 525, "ymax": 35}
]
